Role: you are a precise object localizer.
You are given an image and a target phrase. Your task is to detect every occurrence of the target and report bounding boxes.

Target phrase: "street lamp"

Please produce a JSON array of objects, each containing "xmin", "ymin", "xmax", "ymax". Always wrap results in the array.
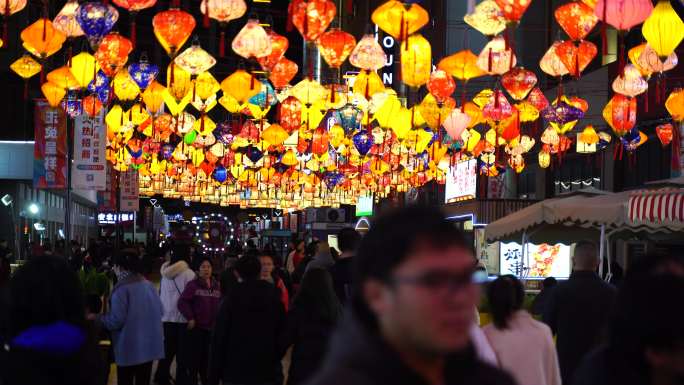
[
  {"xmin": 1, "ymin": 194, "xmax": 20, "ymax": 260},
  {"xmin": 28, "ymin": 203, "xmax": 39, "ymax": 215}
]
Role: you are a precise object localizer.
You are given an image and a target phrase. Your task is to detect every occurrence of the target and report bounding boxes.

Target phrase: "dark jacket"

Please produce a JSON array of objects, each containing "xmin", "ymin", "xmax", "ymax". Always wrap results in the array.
[
  {"xmin": 531, "ymin": 287, "xmax": 554, "ymax": 316},
  {"xmin": 177, "ymin": 277, "xmax": 221, "ymax": 331},
  {"xmin": 571, "ymin": 345, "xmax": 649, "ymax": 385},
  {"xmin": 543, "ymin": 271, "xmax": 616, "ymax": 385},
  {"xmin": 306, "ymin": 310, "xmax": 516, "ymax": 385},
  {"xmin": 279, "ymin": 304, "xmax": 337, "ymax": 385},
  {"xmin": 209, "ymin": 279, "xmax": 285, "ymax": 385},
  {"xmin": 329, "ymin": 257, "xmax": 354, "ymax": 305}
]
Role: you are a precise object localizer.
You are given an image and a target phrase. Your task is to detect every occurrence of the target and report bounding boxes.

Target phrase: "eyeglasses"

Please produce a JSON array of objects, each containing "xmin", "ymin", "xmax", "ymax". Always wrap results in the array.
[{"xmin": 390, "ymin": 269, "xmax": 483, "ymax": 293}]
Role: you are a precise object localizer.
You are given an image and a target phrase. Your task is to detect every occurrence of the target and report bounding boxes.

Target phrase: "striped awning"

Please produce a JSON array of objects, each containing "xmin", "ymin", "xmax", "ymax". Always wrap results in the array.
[{"xmin": 629, "ymin": 191, "xmax": 684, "ymax": 224}]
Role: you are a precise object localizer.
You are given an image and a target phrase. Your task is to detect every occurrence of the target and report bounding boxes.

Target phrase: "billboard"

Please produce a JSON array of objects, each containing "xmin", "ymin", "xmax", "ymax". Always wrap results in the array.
[
  {"xmin": 33, "ymin": 101, "xmax": 67, "ymax": 189},
  {"xmin": 445, "ymin": 159, "xmax": 477, "ymax": 203},
  {"xmin": 355, "ymin": 195, "xmax": 374, "ymax": 217},
  {"xmin": 500, "ymin": 242, "xmax": 572, "ymax": 279}
]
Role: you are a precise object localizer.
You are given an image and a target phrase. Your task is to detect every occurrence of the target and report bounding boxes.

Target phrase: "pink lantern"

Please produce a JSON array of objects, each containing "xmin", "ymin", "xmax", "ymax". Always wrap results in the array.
[
  {"xmin": 594, "ymin": 0, "xmax": 653, "ymax": 31},
  {"xmin": 442, "ymin": 108, "xmax": 471, "ymax": 139}
]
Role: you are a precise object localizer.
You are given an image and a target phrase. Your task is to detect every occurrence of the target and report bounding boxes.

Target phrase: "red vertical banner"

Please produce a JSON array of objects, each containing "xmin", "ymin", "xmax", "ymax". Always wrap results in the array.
[
  {"xmin": 120, "ymin": 169, "xmax": 140, "ymax": 212},
  {"xmin": 33, "ymin": 101, "xmax": 67, "ymax": 189},
  {"xmin": 97, "ymin": 163, "xmax": 118, "ymax": 211}
]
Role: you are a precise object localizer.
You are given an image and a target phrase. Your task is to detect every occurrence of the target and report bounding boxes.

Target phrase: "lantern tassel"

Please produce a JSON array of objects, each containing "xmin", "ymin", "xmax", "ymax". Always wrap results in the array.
[
  {"xmin": 488, "ymin": 47, "xmax": 493, "ymax": 73},
  {"xmin": 644, "ymin": 87, "xmax": 649, "ymax": 113},
  {"xmin": 346, "ymin": 0, "xmax": 353, "ymax": 14},
  {"xmin": 23, "ymin": 80, "xmax": 28, "ymax": 100},
  {"xmin": 601, "ymin": 0, "xmax": 607, "ymax": 57},
  {"xmin": 2, "ymin": 20, "xmax": 7, "ymax": 44},
  {"xmin": 67, "ymin": 45, "xmax": 73, "ymax": 67},
  {"xmin": 672, "ymin": 123, "xmax": 681, "ymax": 171},
  {"xmin": 286, "ymin": 0, "xmax": 294, "ymax": 32},
  {"xmin": 219, "ymin": 30, "xmax": 225, "ymax": 57},
  {"xmin": 42, "ymin": 17, "xmax": 47, "ymax": 41},
  {"xmin": 130, "ymin": 18, "xmax": 137, "ymax": 49},
  {"xmin": 461, "ymin": 83, "xmax": 467, "ymax": 112},
  {"xmin": 203, "ymin": 2, "xmax": 210, "ymax": 28}
]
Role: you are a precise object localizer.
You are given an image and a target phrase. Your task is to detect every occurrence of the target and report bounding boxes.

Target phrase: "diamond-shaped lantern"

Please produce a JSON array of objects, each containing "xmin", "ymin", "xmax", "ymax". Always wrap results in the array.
[
  {"xmin": 290, "ymin": 0, "xmax": 336, "ymax": 42},
  {"xmin": 75, "ymin": 2, "xmax": 119, "ymax": 49},
  {"xmin": 232, "ymin": 19, "xmax": 272, "ymax": 60}
]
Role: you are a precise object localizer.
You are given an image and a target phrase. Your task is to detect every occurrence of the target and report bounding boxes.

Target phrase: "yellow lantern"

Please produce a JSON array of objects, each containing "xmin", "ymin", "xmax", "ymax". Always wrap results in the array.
[
  {"xmin": 464, "ymin": 0, "xmax": 506, "ymax": 37},
  {"xmin": 105, "ymin": 104, "xmax": 127, "ymax": 132},
  {"xmin": 261, "ymin": 123, "xmax": 289, "ymax": 147},
  {"xmin": 46, "ymin": 66, "xmax": 80, "ymax": 90},
  {"xmin": 10, "ymin": 54, "xmax": 41, "ymax": 79},
  {"xmin": 400, "ymin": 34, "xmax": 431, "ymax": 88},
  {"xmin": 163, "ymin": 89, "xmax": 191, "ymax": 116},
  {"xmin": 538, "ymin": 150, "xmax": 551, "ymax": 168},
  {"xmin": 371, "ymin": 0, "xmax": 429, "ymax": 41},
  {"xmin": 579, "ymin": 125, "xmax": 600, "ymax": 144},
  {"xmin": 351, "ymin": 70, "xmax": 385, "ymax": 100},
  {"xmin": 194, "ymin": 71, "xmax": 220, "ymax": 101},
  {"xmin": 112, "ymin": 71, "xmax": 141, "ymax": 101},
  {"xmin": 41, "ymin": 82, "xmax": 66, "ymax": 108},
  {"xmin": 167, "ymin": 63, "xmax": 193, "ymax": 101},
  {"xmin": 220, "ymin": 69, "xmax": 261, "ymax": 103},
  {"xmin": 666, "ymin": 88, "xmax": 684, "ymax": 121},
  {"xmin": 291, "ymin": 78, "xmax": 327, "ymax": 106},
  {"xmin": 642, "ymin": 0, "xmax": 684, "ymax": 59},
  {"xmin": 438, "ymin": 49, "xmax": 486, "ymax": 82},
  {"xmin": 68, "ymin": 52, "xmax": 99, "ymax": 89},
  {"xmin": 142, "ymin": 81, "xmax": 166, "ymax": 114}
]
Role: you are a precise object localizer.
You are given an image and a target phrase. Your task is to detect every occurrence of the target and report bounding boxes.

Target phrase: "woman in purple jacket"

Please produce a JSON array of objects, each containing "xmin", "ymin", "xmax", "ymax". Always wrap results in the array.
[{"xmin": 177, "ymin": 258, "xmax": 221, "ymax": 385}]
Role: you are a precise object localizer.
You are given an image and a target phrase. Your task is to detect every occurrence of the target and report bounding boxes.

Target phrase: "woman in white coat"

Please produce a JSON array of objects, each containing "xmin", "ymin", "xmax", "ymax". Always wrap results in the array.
[
  {"xmin": 154, "ymin": 244, "xmax": 196, "ymax": 385},
  {"xmin": 484, "ymin": 275, "xmax": 561, "ymax": 385}
]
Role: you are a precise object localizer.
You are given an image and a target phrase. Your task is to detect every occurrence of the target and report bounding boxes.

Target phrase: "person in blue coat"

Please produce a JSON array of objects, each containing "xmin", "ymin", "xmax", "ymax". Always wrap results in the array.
[{"xmin": 95, "ymin": 250, "xmax": 164, "ymax": 385}]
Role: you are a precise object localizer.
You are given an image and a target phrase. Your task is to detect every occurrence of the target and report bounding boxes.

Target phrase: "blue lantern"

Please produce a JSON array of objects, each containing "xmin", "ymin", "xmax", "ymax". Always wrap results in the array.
[
  {"xmin": 62, "ymin": 95, "xmax": 82, "ymax": 118},
  {"xmin": 76, "ymin": 2, "xmax": 119, "ymax": 49},
  {"xmin": 323, "ymin": 171, "xmax": 344, "ymax": 191},
  {"xmin": 128, "ymin": 54, "xmax": 159, "ymax": 90},
  {"xmin": 161, "ymin": 144, "xmax": 174, "ymax": 160},
  {"xmin": 88, "ymin": 70, "xmax": 110, "ymax": 103},
  {"xmin": 213, "ymin": 121, "xmax": 234, "ymax": 146},
  {"xmin": 245, "ymin": 146, "xmax": 263, "ymax": 163},
  {"xmin": 335, "ymin": 103, "xmax": 363, "ymax": 135},
  {"xmin": 353, "ymin": 130, "xmax": 374, "ymax": 156},
  {"xmin": 248, "ymin": 80, "xmax": 277, "ymax": 109},
  {"xmin": 213, "ymin": 165, "xmax": 228, "ymax": 183},
  {"xmin": 273, "ymin": 162, "xmax": 289, "ymax": 174}
]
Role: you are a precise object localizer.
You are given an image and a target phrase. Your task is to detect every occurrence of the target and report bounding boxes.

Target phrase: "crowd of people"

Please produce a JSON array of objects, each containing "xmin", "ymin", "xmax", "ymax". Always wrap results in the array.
[{"xmin": 0, "ymin": 206, "xmax": 682, "ymax": 385}]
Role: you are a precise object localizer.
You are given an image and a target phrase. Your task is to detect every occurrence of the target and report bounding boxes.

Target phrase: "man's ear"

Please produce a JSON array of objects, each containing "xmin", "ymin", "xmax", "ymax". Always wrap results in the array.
[{"xmin": 363, "ymin": 279, "xmax": 391, "ymax": 316}]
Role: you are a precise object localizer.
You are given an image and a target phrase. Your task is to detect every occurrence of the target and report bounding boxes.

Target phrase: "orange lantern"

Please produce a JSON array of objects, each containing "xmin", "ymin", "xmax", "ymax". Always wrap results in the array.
[
  {"xmin": 82, "ymin": 95, "xmax": 103, "ymax": 117},
  {"xmin": 95, "ymin": 33, "xmax": 133, "ymax": 77},
  {"xmin": 232, "ymin": 19, "xmax": 272, "ymax": 60},
  {"xmin": 494, "ymin": 0, "xmax": 532, "ymax": 23},
  {"xmin": 46, "ymin": 66, "xmax": 80, "ymax": 90},
  {"xmin": 371, "ymin": 0, "xmax": 429, "ymax": 42},
  {"xmin": 268, "ymin": 57, "xmax": 298, "ymax": 90},
  {"xmin": 666, "ymin": 88, "xmax": 684, "ymax": 121},
  {"xmin": 311, "ymin": 127, "xmax": 330, "ymax": 156},
  {"xmin": 426, "ymin": 69, "xmax": 456, "ymax": 103},
  {"xmin": 438, "ymin": 50, "xmax": 486, "ymax": 82},
  {"xmin": 21, "ymin": 18, "xmax": 66, "ymax": 59},
  {"xmin": 41, "ymin": 82, "xmax": 66, "ymax": 108},
  {"xmin": 400, "ymin": 34, "xmax": 431, "ymax": 88},
  {"xmin": 554, "ymin": 2, "xmax": 598, "ymax": 41},
  {"xmin": 152, "ymin": 9, "xmax": 196, "ymax": 57},
  {"xmin": 221, "ymin": 69, "xmax": 261, "ymax": 103},
  {"xmin": 290, "ymin": 0, "xmax": 336, "ymax": 42},
  {"xmin": 501, "ymin": 67, "xmax": 537, "ymax": 101},
  {"xmin": 554, "ymin": 40, "xmax": 597, "ymax": 77},
  {"xmin": 317, "ymin": 28, "xmax": 356, "ymax": 70},
  {"xmin": 603, "ymin": 94, "xmax": 637, "ymax": 136},
  {"xmin": 350, "ymin": 34, "xmax": 387, "ymax": 71},
  {"xmin": 257, "ymin": 30, "xmax": 288, "ymax": 71}
]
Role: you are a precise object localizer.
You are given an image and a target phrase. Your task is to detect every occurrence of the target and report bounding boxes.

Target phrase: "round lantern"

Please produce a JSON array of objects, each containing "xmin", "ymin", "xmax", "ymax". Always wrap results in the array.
[
  {"xmin": 95, "ymin": 33, "xmax": 133, "ymax": 77},
  {"xmin": 269, "ymin": 57, "xmax": 298, "ymax": 89},
  {"xmin": 75, "ymin": 2, "xmax": 119, "ymax": 49},
  {"xmin": 53, "ymin": 0, "xmax": 84, "ymax": 38},
  {"xmin": 642, "ymin": 0, "xmax": 684, "ymax": 60},
  {"xmin": 349, "ymin": 34, "xmax": 387, "ymax": 71},
  {"xmin": 112, "ymin": 0, "xmax": 157, "ymax": 47},
  {"xmin": 426, "ymin": 69, "xmax": 456, "ymax": 103},
  {"xmin": 371, "ymin": 0, "xmax": 429, "ymax": 41},
  {"xmin": 317, "ymin": 28, "xmax": 356, "ymax": 70},
  {"xmin": 501, "ymin": 67, "xmax": 537, "ymax": 101},
  {"xmin": 232, "ymin": 19, "xmax": 272, "ymax": 60},
  {"xmin": 201, "ymin": 0, "xmax": 246, "ymax": 56},
  {"xmin": 612, "ymin": 64, "xmax": 648, "ymax": 98},
  {"xmin": 594, "ymin": 0, "xmax": 653, "ymax": 31},
  {"xmin": 464, "ymin": 0, "xmax": 506, "ymax": 37},
  {"xmin": 400, "ymin": 34, "xmax": 431, "ymax": 88},
  {"xmin": 554, "ymin": 39, "xmax": 597, "ymax": 77},
  {"xmin": 152, "ymin": 8, "xmax": 196, "ymax": 58},
  {"xmin": 603, "ymin": 94, "xmax": 637, "ymax": 136},
  {"xmin": 258, "ymin": 30, "xmax": 289, "ymax": 71},
  {"xmin": 290, "ymin": 0, "xmax": 336, "ymax": 42}
]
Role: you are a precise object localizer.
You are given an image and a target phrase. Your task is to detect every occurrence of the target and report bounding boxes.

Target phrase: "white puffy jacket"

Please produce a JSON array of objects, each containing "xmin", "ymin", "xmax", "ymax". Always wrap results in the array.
[{"xmin": 159, "ymin": 261, "xmax": 196, "ymax": 323}]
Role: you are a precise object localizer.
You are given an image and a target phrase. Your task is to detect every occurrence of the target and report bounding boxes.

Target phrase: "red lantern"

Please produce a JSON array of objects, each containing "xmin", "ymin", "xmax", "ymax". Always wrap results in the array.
[
  {"xmin": 494, "ymin": 0, "xmax": 532, "ymax": 23},
  {"xmin": 501, "ymin": 67, "xmax": 538, "ymax": 101},
  {"xmin": 317, "ymin": 28, "xmax": 356, "ymax": 69},
  {"xmin": 152, "ymin": 9, "xmax": 196, "ymax": 58},
  {"xmin": 527, "ymin": 87, "xmax": 549, "ymax": 111},
  {"xmin": 269, "ymin": 57, "xmax": 298, "ymax": 89},
  {"xmin": 603, "ymin": 94, "xmax": 637, "ymax": 136},
  {"xmin": 258, "ymin": 30, "xmax": 289, "ymax": 71},
  {"xmin": 279, "ymin": 96, "xmax": 302, "ymax": 133},
  {"xmin": 554, "ymin": 40, "xmax": 597, "ymax": 77},
  {"xmin": 95, "ymin": 33, "xmax": 133, "ymax": 77},
  {"xmin": 554, "ymin": 1, "xmax": 598, "ymax": 41},
  {"xmin": 311, "ymin": 127, "xmax": 329, "ymax": 156},
  {"xmin": 656, "ymin": 123, "xmax": 674, "ymax": 146},
  {"xmin": 290, "ymin": 0, "xmax": 336, "ymax": 42},
  {"xmin": 426, "ymin": 69, "xmax": 456, "ymax": 103}
]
